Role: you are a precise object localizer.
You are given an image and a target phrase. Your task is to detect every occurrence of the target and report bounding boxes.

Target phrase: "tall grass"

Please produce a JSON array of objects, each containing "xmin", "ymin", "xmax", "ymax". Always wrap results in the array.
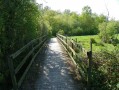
[{"xmin": 71, "ymin": 35, "xmax": 118, "ymax": 52}]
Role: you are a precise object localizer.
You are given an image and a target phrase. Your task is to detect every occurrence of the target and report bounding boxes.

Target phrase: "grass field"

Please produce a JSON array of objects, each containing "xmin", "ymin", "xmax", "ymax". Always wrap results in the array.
[{"xmin": 71, "ymin": 35, "xmax": 119, "ymax": 52}]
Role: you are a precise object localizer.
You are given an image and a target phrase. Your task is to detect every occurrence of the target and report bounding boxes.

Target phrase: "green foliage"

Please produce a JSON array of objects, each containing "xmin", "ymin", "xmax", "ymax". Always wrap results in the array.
[
  {"xmin": 0, "ymin": 0, "xmax": 48, "ymax": 88},
  {"xmin": 71, "ymin": 35, "xmax": 119, "ymax": 52},
  {"xmin": 92, "ymin": 47, "xmax": 119, "ymax": 90},
  {"xmin": 43, "ymin": 5, "xmax": 107, "ymax": 36},
  {"xmin": 117, "ymin": 83, "xmax": 119, "ymax": 89},
  {"xmin": 98, "ymin": 22, "xmax": 108, "ymax": 42},
  {"xmin": 82, "ymin": 5, "xmax": 92, "ymax": 15},
  {"xmin": 58, "ymin": 29, "xmax": 64, "ymax": 35},
  {"xmin": 72, "ymin": 35, "xmax": 119, "ymax": 89},
  {"xmin": 71, "ymin": 35, "xmax": 101, "ymax": 51},
  {"xmin": 0, "ymin": 2, "xmax": 119, "ymax": 89},
  {"xmin": 71, "ymin": 27, "xmax": 83, "ymax": 35},
  {"xmin": 96, "ymin": 41, "xmax": 104, "ymax": 46},
  {"xmin": 99, "ymin": 21, "xmax": 119, "ymax": 43}
]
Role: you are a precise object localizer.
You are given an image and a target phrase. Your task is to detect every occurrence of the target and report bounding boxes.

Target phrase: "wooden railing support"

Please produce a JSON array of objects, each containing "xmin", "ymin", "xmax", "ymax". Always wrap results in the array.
[
  {"xmin": 66, "ymin": 36, "xmax": 67, "ymax": 49},
  {"xmin": 87, "ymin": 39, "xmax": 92, "ymax": 90},
  {"xmin": 8, "ymin": 35, "xmax": 47, "ymax": 90},
  {"xmin": 8, "ymin": 57, "xmax": 18, "ymax": 90},
  {"xmin": 57, "ymin": 34, "xmax": 88, "ymax": 83}
]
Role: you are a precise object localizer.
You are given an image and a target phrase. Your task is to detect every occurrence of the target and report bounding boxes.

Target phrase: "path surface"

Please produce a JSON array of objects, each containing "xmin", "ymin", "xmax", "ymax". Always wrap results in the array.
[{"xmin": 19, "ymin": 38, "xmax": 82, "ymax": 90}]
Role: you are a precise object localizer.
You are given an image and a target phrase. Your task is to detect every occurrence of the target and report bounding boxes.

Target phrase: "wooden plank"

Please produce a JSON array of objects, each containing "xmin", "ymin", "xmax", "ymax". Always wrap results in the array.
[
  {"xmin": 57, "ymin": 34, "xmax": 66, "ymax": 39},
  {"xmin": 60, "ymin": 38, "xmax": 76, "ymax": 56},
  {"xmin": 59, "ymin": 35, "xmax": 87, "ymax": 79},
  {"xmin": 8, "ymin": 35, "xmax": 47, "ymax": 90},
  {"xmin": 15, "ymin": 49, "xmax": 34, "ymax": 74},
  {"xmin": 58, "ymin": 35, "xmax": 79, "ymax": 58},
  {"xmin": 70, "ymin": 40, "xmax": 77, "ymax": 48},
  {"xmin": 57, "ymin": 34, "xmax": 89, "ymax": 81},
  {"xmin": 18, "ymin": 38, "xmax": 47, "ymax": 88},
  {"xmin": 68, "ymin": 46, "xmax": 76, "ymax": 56},
  {"xmin": 33, "ymin": 39, "xmax": 45, "ymax": 50},
  {"xmin": 57, "ymin": 37, "xmax": 77, "ymax": 66},
  {"xmin": 15, "ymin": 38, "xmax": 46, "ymax": 74},
  {"xmin": 10, "ymin": 35, "xmax": 46, "ymax": 59}
]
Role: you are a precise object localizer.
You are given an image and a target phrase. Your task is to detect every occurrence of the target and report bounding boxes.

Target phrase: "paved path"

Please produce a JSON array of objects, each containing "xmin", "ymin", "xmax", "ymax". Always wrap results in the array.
[{"xmin": 19, "ymin": 38, "xmax": 82, "ymax": 90}]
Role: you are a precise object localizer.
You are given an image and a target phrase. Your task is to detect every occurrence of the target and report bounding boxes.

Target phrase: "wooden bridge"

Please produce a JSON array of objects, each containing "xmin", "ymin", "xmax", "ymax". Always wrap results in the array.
[{"xmin": 8, "ymin": 34, "xmax": 92, "ymax": 90}]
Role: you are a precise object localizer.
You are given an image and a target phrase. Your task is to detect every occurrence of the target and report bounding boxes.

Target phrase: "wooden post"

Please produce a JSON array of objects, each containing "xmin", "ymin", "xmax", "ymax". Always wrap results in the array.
[
  {"xmin": 72, "ymin": 52, "xmax": 73, "ymax": 57},
  {"xmin": 8, "ymin": 57, "xmax": 18, "ymax": 90},
  {"xmin": 66, "ymin": 36, "xmax": 67, "ymax": 49},
  {"xmin": 90, "ymin": 39, "xmax": 92, "ymax": 52},
  {"xmin": 72, "ymin": 42, "xmax": 73, "ymax": 57},
  {"xmin": 66, "ymin": 36, "xmax": 67, "ymax": 43},
  {"xmin": 72, "ymin": 41, "xmax": 73, "ymax": 49},
  {"xmin": 87, "ymin": 39, "xmax": 92, "ymax": 90}
]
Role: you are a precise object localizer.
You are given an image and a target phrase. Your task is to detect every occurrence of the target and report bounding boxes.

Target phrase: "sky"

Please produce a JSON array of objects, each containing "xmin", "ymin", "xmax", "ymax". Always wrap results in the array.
[{"xmin": 36, "ymin": 0, "xmax": 119, "ymax": 20}]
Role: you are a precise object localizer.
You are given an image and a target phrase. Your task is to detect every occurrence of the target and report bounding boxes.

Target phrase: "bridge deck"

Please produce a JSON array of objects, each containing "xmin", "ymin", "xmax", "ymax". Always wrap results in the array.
[{"xmin": 19, "ymin": 38, "xmax": 82, "ymax": 90}]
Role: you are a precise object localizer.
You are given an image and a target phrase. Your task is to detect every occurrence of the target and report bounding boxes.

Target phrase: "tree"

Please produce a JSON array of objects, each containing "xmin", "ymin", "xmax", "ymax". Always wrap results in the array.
[
  {"xmin": 99, "ymin": 21, "xmax": 119, "ymax": 43},
  {"xmin": 0, "ymin": 0, "xmax": 48, "ymax": 88},
  {"xmin": 82, "ymin": 5, "xmax": 92, "ymax": 15},
  {"xmin": 64, "ymin": 9, "xmax": 71, "ymax": 15},
  {"xmin": 79, "ymin": 6, "xmax": 98, "ymax": 35}
]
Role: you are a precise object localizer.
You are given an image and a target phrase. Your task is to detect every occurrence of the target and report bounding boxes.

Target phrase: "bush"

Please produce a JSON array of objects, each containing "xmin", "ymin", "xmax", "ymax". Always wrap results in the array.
[
  {"xmin": 96, "ymin": 41, "xmax": 104, "ymax": 46},
  {"xmin": 91, "ymin": 38, "xmax": 97, "ymax": 44},
  {"xmin": 99, "ymin": 21, "xmax": 119, "ymax": 43},
  {"xmin": 109, "ymin": 38, "xmax": 119, "ymax": 46},
  {"xmin": 91, "ymin": 48, "xmax": 119, "ymax": 90},
  {"xmin": 58, "ymin": 29, "xmax": 64, "ymax": 35}
]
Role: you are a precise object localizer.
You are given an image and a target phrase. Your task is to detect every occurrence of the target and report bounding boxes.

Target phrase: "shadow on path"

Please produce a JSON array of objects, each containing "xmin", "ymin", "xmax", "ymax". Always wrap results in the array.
[{"xmin": 19, "ymin": 38, "xmax": 82, "ymax": 90}]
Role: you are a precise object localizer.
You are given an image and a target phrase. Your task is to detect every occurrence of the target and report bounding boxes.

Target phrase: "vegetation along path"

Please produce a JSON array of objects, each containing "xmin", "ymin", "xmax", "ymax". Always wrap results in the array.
[{"xmin": 19, "ymin": 38, "xmax": 82, "ymax": 90}]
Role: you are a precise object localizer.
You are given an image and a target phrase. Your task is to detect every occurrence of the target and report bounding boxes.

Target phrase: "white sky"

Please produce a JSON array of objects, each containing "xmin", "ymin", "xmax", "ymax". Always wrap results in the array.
[{"xmin": 36, "ymin": 0, "xmax": 119, "ymax": 20}]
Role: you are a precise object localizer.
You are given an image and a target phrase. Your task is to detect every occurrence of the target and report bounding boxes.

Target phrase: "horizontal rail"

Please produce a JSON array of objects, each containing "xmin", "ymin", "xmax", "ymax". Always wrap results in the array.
[
  {"xmin": 15, "ymin": 48, "xmax": 34, "ymax": 74},
  {"xmin": 57, "ymin": 34, "xmax": 87, "ymax": 80},
  {"xmin": 18, "ymin": 39, "xmax": 47, "ymax": 87},
  {"xmin": 10, "ymin": 35, "xmax": 46, "ymax": 59},
  {"xmin": 8, "ymin": 35, "xmax": 47, "ymax": 90},
  {"xmin": 10, "ymin": 39, "xmax": 38, "ymax": 59},
  {"xmin": 57, "ymin": 36, "xmax": 77, "ymax": 66},
  {"xmin": 58, "ymin": 37, "xmax": 76, "ymax": 56},
  {"xmin": 15, "ymin": 39, "xmax": 46, "ymax": 73}
]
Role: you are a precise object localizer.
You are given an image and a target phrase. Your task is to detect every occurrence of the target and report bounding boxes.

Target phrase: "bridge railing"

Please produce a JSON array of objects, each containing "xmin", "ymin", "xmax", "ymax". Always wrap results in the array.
[
  {"xmin": 8, "ymin": 35, "xmax": 47, "ymax": 90},
  {"xmin": 57, "ymin": 34, "xmax": 92, "ymax": 89}
]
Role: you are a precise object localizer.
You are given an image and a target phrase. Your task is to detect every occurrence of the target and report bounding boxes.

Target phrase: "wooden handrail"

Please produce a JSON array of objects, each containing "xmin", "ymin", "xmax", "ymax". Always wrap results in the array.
[
  {"xmin": 57, "ymin": 34, "xmax": 87, "ymax": 79},
  {"xmin": 8, "ymin": 35, "xmax": 47, "ymax": 90},
  {"xmin": 57, "ymin": 34, "xmax": 93, "ymax": 90}
]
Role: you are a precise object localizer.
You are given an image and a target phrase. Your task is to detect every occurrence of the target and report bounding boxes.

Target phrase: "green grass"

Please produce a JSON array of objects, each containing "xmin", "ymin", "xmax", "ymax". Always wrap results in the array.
[{"xmin": 71, "ymin": 35, "xmax": 118, "ymax": 52}]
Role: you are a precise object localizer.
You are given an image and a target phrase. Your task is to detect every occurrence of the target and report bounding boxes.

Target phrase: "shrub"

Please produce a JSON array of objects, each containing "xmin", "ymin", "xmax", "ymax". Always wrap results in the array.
[
  {"xmin": 58, "ymin": 29, "xmax": 64, "ymax": 35},
  {"xmin": 91, "ymin": 38, "xmax": 97, "ymax": 44},
  {"xmin": 98, "ymin": 21, "xmax": 118, "ymax": 43},
  {"xmin": 110, "ymin": 38, "xmax": 119, "ymax": 46},
  {"xmin": 91, "ymin": 48, "xmax": 119, "ymax": 90},
  {"xmin": 96, "ymin": 41, "xmax": 104, "ymax": 46}
]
